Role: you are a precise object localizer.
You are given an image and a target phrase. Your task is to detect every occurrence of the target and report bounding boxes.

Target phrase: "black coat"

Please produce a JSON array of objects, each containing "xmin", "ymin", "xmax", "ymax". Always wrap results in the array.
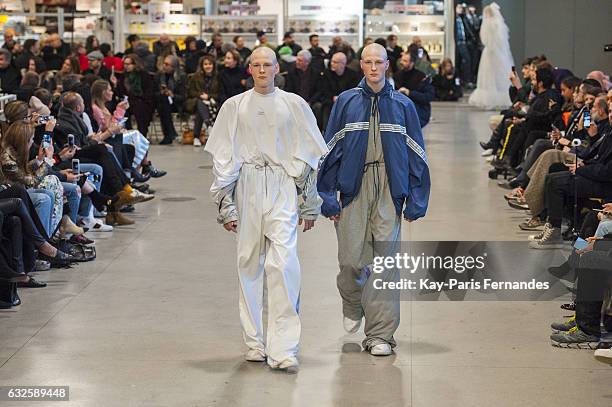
[
  {"xmin": 285, "ymin": 65, "xmax": 324, "ymax": 104},
  {"xmin": 154, "ymin": 70, "xmax": 187, "ymax": 109},
  {"xmin": 14, "ymin": 52, "xmax": 46, "ymax": 73},
  {"xmin": 577, "ymin": 123, "xmax": 612, "ymax": 183},
  {"xmin": 432, "ymin": 73, "xmax": 462, "ymax": 101},
  {"xmin": 313, "ymin": 68, "xmax": 361, "ymax": 105},
  {"xmin": 41, "ymin": 42, "xmax": 70, "ymax": 71},
  {"xmin": 218, "ymin": 66, "xmax": 247, "ymax": 106},
  {"xmin": 0, "ymin": 64, "xmax": 21, "ymax": 94}
]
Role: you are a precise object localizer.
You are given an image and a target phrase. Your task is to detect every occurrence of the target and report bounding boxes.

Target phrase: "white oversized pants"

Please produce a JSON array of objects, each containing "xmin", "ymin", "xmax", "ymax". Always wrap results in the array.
[{"xmin": 234, "ymin": 163, "xmax": 301, "ymax": 366}]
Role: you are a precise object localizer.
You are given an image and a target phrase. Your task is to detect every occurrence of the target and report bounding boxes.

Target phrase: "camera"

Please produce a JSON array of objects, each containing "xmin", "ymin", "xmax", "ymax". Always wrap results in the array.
[{"xmin": 38, "ymin": 115, "xmax": 54, "ymax": 124}]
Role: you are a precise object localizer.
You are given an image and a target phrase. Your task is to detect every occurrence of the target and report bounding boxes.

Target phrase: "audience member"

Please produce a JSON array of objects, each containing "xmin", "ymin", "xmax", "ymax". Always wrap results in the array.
[
  {"xmin": 41, "ymin": 34, "xmax": 71, "ymax": 71},
  {"xmin": 155, "ymin": 55, "xmax": 186, "ymax": 145},
  {"xmin": 185, "ymin": 55, "xmax": 219, "ymax": 146},
  {"xmin": 394, "ymin": 52, "xmax": 435, "ymax": 127},
  {"xmin": 432, "ymin": 58, "xmax": 462, "ymax": 101},
  {"xmin": 217, "ymin": 50, "xmax": 247, "ymax": 106},
  {"xmin": 0, "ymin": 48, "xmax": 22, "ymax": 94}
]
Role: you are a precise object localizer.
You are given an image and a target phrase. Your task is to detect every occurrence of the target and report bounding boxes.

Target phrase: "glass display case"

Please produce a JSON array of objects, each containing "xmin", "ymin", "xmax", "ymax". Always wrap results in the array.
[
  {"xmin": 201, "ymin": 15, "xmax": 278, "ymax": 47},
  {"xmin": 286, "ymin": 14, "xmax": 362, "ymax": 52}
]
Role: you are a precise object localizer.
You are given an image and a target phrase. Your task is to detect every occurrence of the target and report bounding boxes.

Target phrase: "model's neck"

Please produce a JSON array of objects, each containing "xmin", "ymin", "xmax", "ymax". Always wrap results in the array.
[
  {"xmin": 254, "ymin": 84, "xmax": 275, "ymax": 95},
  {"xmin": 367, "ymin": 79, "xmax": 385, "ymax": 94}
]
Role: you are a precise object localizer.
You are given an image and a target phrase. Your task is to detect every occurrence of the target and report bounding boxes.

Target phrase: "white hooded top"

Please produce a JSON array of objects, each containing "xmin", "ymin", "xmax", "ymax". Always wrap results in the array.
[{"xmin": 205, "ymin": 88, "xmax": 328, "ymax": 199}]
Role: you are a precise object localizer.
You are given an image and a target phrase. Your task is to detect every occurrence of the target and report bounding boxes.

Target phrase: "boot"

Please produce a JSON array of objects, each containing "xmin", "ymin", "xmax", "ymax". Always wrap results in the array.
[
  {"xmin": 60, "ymin": 215, "xmax": 85, "ymax": 237},
  {"xmin": 106, "ymin": 211, "xmax": 135, "ymax": 226}
]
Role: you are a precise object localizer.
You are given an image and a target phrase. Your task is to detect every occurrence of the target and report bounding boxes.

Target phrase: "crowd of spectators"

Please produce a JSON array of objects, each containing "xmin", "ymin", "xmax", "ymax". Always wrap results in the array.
[{"xmin": 477, "ymin": 54, "xmax": 612, "ymax": 361}]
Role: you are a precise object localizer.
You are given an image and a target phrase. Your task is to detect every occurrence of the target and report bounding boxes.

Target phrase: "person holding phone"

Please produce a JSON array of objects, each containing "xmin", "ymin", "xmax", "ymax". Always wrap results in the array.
[{"xmin": 432, "ymin": 58, "xmax": 463, "ymax": 101}]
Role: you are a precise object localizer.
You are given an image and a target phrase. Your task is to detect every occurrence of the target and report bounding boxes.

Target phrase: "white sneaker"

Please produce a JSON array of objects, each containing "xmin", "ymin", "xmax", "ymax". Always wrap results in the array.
[
  {"xmin": 277, "ymin": 357, "xmax": 299, "ymax": 374},
  {"xmin": 481, "ymin": 149, "xmax": 493, "ymax": 157},
  {"xmin": 81, "ymin": 218, "xmax": 114, "ymax": 232},
  {"xmin": 594, "ymin": 347, "xmax": 612, "ymax": 365},
  {"xmin": 343, "ymin": 317, "xmax": 362, "ymax": 333},
  {"xmin": 193, "ymin": 138, "xmax": 202, "ymax": 147},
  {"xmin": 245, "ymin": 349, "xmax": 266, "ymax": 362},
  {"xmin": 370, "ymin": 343, "xmax": 393, "ymax": 356}
]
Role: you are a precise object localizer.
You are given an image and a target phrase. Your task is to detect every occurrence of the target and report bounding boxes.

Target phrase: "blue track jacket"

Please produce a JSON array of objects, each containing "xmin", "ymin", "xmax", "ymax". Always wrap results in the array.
[{"xmin": 317, "ymin": 78, "xmax": 431, "ymax": 220}]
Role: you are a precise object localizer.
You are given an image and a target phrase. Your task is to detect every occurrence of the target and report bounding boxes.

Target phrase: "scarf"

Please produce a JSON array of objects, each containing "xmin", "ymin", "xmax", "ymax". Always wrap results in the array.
[{"xmin": 126, "ymin": 71, "xmax": 143, "ymax": 97}]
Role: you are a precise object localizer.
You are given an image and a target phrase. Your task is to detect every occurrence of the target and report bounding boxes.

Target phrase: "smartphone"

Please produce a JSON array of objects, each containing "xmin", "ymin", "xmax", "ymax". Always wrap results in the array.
[
  {"xmin": 455, "ymin": 78, "xmax": 461, "ymax": 86},
  {"xmin": 42, "ymin": 133, "xmax": 51, "ymax": 149},
  {"xmin": 511, "ymin": 66, "xmax": 516, "ymax": 73},
  {"xmin": 67, "ymin": 134, "xmax": 75, "ymax": 148},
  {"xmin": 117, "ymin": 117, "xmax": 128, "ymax": 127},
  {"xmin": 583, "ymin": 110, "xmax": 591, "ymax": 128},
  {"xmin": 573, "ymin": 237, "xmax": 589, "ymax": 251},
  {"xmin": 417, "ymin": 48, "xmax": 424, "ymax": 59},
  {"xmin": 71, "ymin": 159, "xmax": 80, "ymax": 175},
  {"xmin": 39, "ymin": 115, "xmax": 54, "ymax": 124},
  {"xmin": 123, "ymin": 95, "xmax": 129, "ymax": 103}
]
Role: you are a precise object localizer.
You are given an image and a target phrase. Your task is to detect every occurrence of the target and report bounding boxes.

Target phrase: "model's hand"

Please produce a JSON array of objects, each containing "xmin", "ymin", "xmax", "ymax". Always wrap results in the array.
[
  {"xmin": 223, "ymin": 221, "xmax": 238, "ymax": 233},
  {"xmin": 299, "ymin": 218, "xmax": 315, "ymax": 232},
  {"xmin": 404, "ymin": 217, "xmax": 416, "ymax": 223},
  {"xmin": 328, "ymin": 214, "xmax": 340, "ymax": 223}
]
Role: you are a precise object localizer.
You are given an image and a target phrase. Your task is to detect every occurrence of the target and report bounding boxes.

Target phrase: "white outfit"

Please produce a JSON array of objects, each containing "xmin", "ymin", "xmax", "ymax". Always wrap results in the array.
[
  {"xmin": 204, "ymin": 88, "xmax": 327, "ymax": 366},
  {"xmin": 468, "ymin": 2, "xmax": 514, "ymax": 110}
]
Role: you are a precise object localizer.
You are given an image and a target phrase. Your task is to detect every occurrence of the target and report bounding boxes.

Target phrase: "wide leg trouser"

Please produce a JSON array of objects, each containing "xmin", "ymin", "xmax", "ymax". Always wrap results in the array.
[
  {"xmin": 335, "ymin": 163, "xmax": 401, "ymax": 349},
  {"xmin": 234, "ymin": 163, "xmax": 301, "ymax": 366}
]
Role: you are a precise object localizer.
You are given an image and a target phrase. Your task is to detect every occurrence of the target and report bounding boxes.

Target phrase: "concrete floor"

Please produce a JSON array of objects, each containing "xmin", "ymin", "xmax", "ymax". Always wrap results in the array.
[{"xmin": 1, "ymin": 102, "xmax": 611, "ymax": 407}]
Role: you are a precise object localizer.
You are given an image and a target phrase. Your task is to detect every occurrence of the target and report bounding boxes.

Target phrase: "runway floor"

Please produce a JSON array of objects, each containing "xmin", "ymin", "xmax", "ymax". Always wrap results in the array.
[{"xmin": 1, "ymin": 102, "xmax": 611, "ymax": 406}]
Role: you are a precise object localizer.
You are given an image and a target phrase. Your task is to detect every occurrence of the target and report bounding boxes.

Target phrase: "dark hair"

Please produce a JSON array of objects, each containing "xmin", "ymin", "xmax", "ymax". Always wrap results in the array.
[
  {"xmin": 22, "ymin": 72, "xmax": 40, "ymax": 87},
  {"xmin": 560, "ymin": 76, "xmax": 581, "ymax": 91},
  {"xmin": 63, "ymin": 57, "xmax": 81, "ymax": 74},
  {"xmin": 197, "ymin": 55, "xmax": 217, "ymax": 76},
  {"xmin": 309, "ymin": 34, "xmax": 319, "ymax": 42},
  {"xmin": 85, "ymin": 35, "xmax": 98, "ymax": 53},
  {"xmin": 531, "ymin": 54, "xmax": 547, "ymax": 65},
  {"xmin": 537, "ymin": 61, "xmax": 553, "ymax": 72},
  {"xmin": 62, "ymin": 91, "xmax": 83, "ymax": 111},
  {"xmin": 185, "ymin": 36, "xmax": 197, "ymax": 50},
  {"xmin": 99, "ymin": 43, "xmax": 112, "ymax": 57},
  {"xmin": 374, "ymin": 38, "xmax": 387, "ymax": 48},
  {"xmin": 582, "ymin": 78, "xmax": 602, "ymax": 90},
  {"xmin": 535, "ymin": 68, "xmax": 554, "ymax": 89},
  {"xmin": 233, "ymin": 35, "xmax": 243, "ymax": 44},
  {"xmin": 124, "ymin": 53, "xmax": 144, "ymax": 71},
  {"xmin": 521, "ymin": 57, "xmax": 533, "ymax": 66},
  {"xmin": 127, "ymin": 34, "xmax": 140, "ymax": 44},
  {"xmin": 33, "ymin": 88, "xmax": 52, "ymax": 106},
  {"xmin": 386, "ymin": 34, "xmax": 398, "ymax": 41},
  {"xmin": 582, "ymin": 83, "xmax": 602, "ymax": 97},
  {"xmin": 62, "ymin": 74, "xmax": 81, "ymax": 91},
  {"xmin": 23, "ymin": 39, "xmax": 38, "ymax": 53},
  {"xmin": 256, "ymin": 31, "xmax": 266, "ymax": 39},
  {"xmin": 283, "ymin": 32, "xmax": 293, "ymax": 40},
  {"xmin": 225, "ymin": 49, "xmax": 241, "ymax": 65}
]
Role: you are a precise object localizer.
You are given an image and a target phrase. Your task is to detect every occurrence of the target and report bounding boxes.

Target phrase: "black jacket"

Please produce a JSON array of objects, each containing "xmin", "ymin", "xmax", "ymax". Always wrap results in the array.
[
  {"xmin": 394, "ymin": 68, "xmax": 435, "ymax": 127},
  {"xmin": 14, "ymin": 52, "xmax": 46, "ymax": 73},
  {"xmin": 0, "ymin": 64, "xmax": 21, "ymax": 94},
  {"xmin": 576, "ymin": 123, "xmax": 612, "ymax": 183},
  {"xmin": 526, "ymin": 88, "xmax": 562, "ymax": 132},
  {"xmin": 285, "ymin": 65, "xmax": 324, "ymax": 104},
  {"xmin": 218, "ymin": 66, "xmax": 247, "ymax": 106},
  {"xmin": 41, "ymin": 42, "xmax": 70, "ymax": 71},
  {"xmin": 313, "ymin": 68, "xmax": 361, "ymax": 105},
  {"xmin": 55, "ymin": 107, "xmax": 91, "ymax": 148},
  {"xmin": 432, "ymin": 73, "xmax": 462, "ymax": 101},
  {"xmin": 155, "ymin": 70, "xmax": 187, "ymax": 109}
]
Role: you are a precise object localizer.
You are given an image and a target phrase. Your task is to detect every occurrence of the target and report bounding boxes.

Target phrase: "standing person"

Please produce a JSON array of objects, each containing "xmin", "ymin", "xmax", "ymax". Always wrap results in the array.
[
  {"xmin": 279, "ymin": 32, "xmax": 302, "ymax": 56},
  {"xmin": 317, "ymin": 43, "xmax": 430, "ymax": 356},
  {"xmin": 117, "ymin": 54, "xmax": 155, "ymax": 138},
  {"xmin": 307, "ymin": 34, "xmax": 326, "ymax": 71},
  {"xmin": 385, "ymin": 34, "xmax": 403, "ymax": 74},
  {"xmin": 204, "ymin": 46, "xmax": 327, "ymax": 373},
  {"xmin": 468, "ymin": 3, "xmax": 514, "ymax": 110},
  {"xmin": 454, "ymin": 4, "xmax": 474, "ymax": 88},
  {"xmin": 41, "ymin": 33, "xmax": 71, "ymax": 71},
  {"xmin": 154, "ymin": 55, "xmax": 186, "ymax": 145}
]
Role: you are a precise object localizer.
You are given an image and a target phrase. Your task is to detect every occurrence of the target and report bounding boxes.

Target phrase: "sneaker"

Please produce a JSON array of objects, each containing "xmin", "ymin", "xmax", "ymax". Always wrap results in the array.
[
  {"xmin": 343, "ymin": 317, "xmax": 362, "ymax": 333},
  {"xmin": 276, "ymin": 357, "xmax": 299, "ymax": 374},
  {"xmin": 550, "ymin": 326, "xmax": 599, "ymax": 349},
  {"xmin": 529, "ymin": 224, "xmax": 564, "ymax": 249},
  {"xmin": 193, "ymin": 138, "xmax": 202, "ymax": 147},
  {"xmin": 130, "ymin": 190, "xmax": 155, "ymax": 205},
  {"xmin": 519, "ymin": 217, "xmax": 544, "ymax": 231},
  {"xmin": 507, "ymin": 199, "xmax": 529, "ymax": 211},
  {"xmin": 370, "ymin": 343, "xmax": 393, "ymax": 356},
  {"xmin": 34, "ymin": 259, "xmax": 51, "ymax": 271},
  {"xmin": 551, "ymin": 315, "xmax": 576, "ymax": 333},
  {"xmin": 594, "ymin": 342, "xmax": 612, "ymax": 365},
  {"xmin": 481, "ymin": 149, "xmax": 493, "ymax": 157},
  {"xmin": 81, "ymin": 218, "xmax": 113, "ymax": 232},
  {"xmin": 245, "ymin": 349, "xmax": 266, "ymax": 362}
]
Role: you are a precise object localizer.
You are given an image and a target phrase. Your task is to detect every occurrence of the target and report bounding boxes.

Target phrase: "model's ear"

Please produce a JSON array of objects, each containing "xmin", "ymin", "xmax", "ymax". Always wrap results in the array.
[{"xmin": 275, "ymin": 62, "xmax": 280, "ymax": 75}]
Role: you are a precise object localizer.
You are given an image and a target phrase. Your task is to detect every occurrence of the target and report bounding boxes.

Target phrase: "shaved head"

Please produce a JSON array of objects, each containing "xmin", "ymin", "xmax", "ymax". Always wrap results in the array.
[
  {"xmin": 361, "ymin": 43, "xmax": 388, "ymax": 61},
  {"xmin": 251, "ymin": 46, "xmax": 277, "ymax": 64}
]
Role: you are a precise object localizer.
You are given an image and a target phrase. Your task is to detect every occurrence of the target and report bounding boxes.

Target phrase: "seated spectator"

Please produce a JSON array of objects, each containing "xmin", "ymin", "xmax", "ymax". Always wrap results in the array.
[
  {"xmin": 42, "ymin": 57, "xmax": 80, "ymax": 96},
  {"xmin": 508, "ymin": 57, "xmax": 534, "ymax": 105},
  {"xmin": 85, "ymin": 35, "xmax": 99, "ymax": 54},
  {"xmin": 155, "ymin": 55, "xmax": 186, "ymax": 145},
  {"xmin": 218, "ymin": 50, "xmax": 247, "ymax": 106},
  {"xmin": 117, "ymin": 54, "xmax": 155, "ymax": 137},
  {"xmin": 234, "ymin": 36, "xmax": 252, "ymax": 67},
  {"xmin": 328, "ymin": 36, "xmax": 356, "ymax": 65},
  {"xmin": 307, "ymin": 34, "xmax": 326, "ymax": 71},
  {"xmin": 280, "ymin": 32, "xmax": 302, "ymax": 57},
  {"xmin": 15, "ymin": 72, "xmax": 40, "ymax": 103},
  {"xmin": 356, "ymin": 37, "xmax": 374, "ymax": 61},
  {"xmin": 124, "ymin": 34, "xmax": 140, "ymax": 55},
  {"xmin": 0, "ymin": 48, "xmax": 21, "ymax": 94},
  {"xmin": 254, "ymin": 31, "xmax": 275, "ymax": 51},
  {"xmin": 41, "ymin": 33, "xmax": 71, "ymax": 71},
  {"xmin": 1, "ymin": 28, "xmax": 16, "ymax": 51},
  {"xmin": 394, "ymin": 52, "xmax": 435, "ymax": 127},
  {"xmin": 100, "ymin": 43, "xmax": 123, "ymax": 73},
  {"xmin": 14, "ymin": 39, "xmax": 46, "ymax": 74},
  {"xmin": 432, "ymin": 58, "xmax": 463, "ymax": 101},
  {"xmin": 386, "ymin": 34, "xmax": 403, "ymax": 74},
  {"xmin": 185, "ymin": 55, "xmax": 219, "ymax": 146},
  {"xmin": 54, "ymin": 92, "xmax": 148, "ymax": 225},
  {"xmin": 153, "ymin": 34, "xmax": 180, "ymax": 67},
  {"xmin": 183, "ymin": 36, "xmax": 205, "ymax": 74},
  {"xmin": 83, "ymin": 50, "xmax": 112, "ymax": 82},
  {"xmin": 285, "ymin": 50, "xmax": 322, "ymax": 104},
  {"xmin": 311, "ymin": 52, "xmax": 361, "ymax": 130},
  {"xmin": 30, "ymin": 88, "xmax": 52, "ymax": 116}
]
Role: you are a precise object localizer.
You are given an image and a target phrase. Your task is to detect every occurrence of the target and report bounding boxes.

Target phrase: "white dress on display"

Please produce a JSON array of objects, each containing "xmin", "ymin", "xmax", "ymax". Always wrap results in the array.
[{"xmin": 468, "ymin": 2, "xmax": 514, "ymax": 110}]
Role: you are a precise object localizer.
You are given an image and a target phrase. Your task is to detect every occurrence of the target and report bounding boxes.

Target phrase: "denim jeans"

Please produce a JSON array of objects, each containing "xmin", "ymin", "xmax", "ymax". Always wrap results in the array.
[
  {"xmin": 62, "ymin": 182, "xmax": 81, "ymax": 223},
  {"xmin": 78, "ymin": 164, "xmax": 103, "ymax": 219},
  {"xmin": 27, "ymin": 189, "xmax": 54, "ymax": 235}
]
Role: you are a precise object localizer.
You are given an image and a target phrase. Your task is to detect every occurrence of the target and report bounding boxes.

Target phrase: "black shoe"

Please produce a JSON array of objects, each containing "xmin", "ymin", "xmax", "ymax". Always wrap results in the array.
[
  {"xmin": 147, "ymin": 167, "xmax": 167, "ymax": 178},
  {"xmin": 131, "ymin": 170, "xmax": 151, "ymax": 183},
  {"xmin": 40, "ymin": 249, "xmax": 76, "ymax": 268},
  {"xmin": 480, "ymin": 141, "xmax": 493, "ymax": 150},
  {"xmin": 548, "ymin": 261, "xmax": 572, "ymax": 279},
  {"xmin": 133, "ymin": 183, "xmax": 150, "ymax": 193},
  {"xmin": 18, "ymin": 276, "xmax": 47, "ymax": 288},
  {"xmin": 0, "ymin": 300, "xmax": 13, "ymax": 309},
  {"xmin": 159, "ymin": 138, "xmax": 173, "ymax": 145},
  {"xmin": 562, "ymin": 229, "xmax": 577, "ymax": 241}
]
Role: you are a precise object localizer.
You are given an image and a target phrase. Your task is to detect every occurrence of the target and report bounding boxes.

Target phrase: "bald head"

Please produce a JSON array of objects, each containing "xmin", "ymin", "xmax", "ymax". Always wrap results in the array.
[
  {"xmin": 587, "ymin": 71, "xmax": 606, "ymax": 89},
  {"xmin": 331, "ymin": 52, "xmax": 347, "ymax": 75},
  {"xmin": 361, "ymin": 43, "xmax": 388, "ymax": 61},
  {"xmin": 251, "ymin": 46, "xmax": 277, "ymax": 64}
]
